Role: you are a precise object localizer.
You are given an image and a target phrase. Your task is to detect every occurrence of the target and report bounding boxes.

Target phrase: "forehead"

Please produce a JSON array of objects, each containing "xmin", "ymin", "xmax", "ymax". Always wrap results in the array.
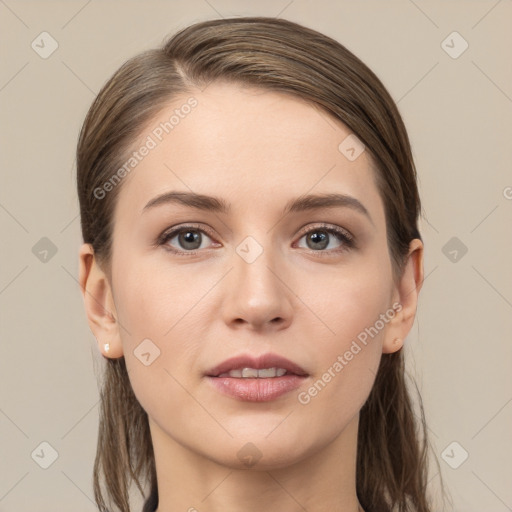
[{"xmin": 113, "ymin": 82, "xmax": 384, "ymax": 223}]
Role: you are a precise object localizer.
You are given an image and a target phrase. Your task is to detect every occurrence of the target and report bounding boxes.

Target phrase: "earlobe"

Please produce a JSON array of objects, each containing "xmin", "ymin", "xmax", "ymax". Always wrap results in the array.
[
  {"xmin": 383, "ymin": 337, "xmax": 403, "ymax": 354},
  {"xmin": 78, "ymin": 243, "xmax": 124, "ymax": 358},
  {"xmin": 382, "ymin": 238, "xmax": 424, "ymax": 354}
]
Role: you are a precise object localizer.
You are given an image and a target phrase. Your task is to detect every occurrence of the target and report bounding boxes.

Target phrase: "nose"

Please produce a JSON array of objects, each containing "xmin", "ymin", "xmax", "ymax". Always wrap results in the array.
[{"xmin": 221, "ymin": 240, "xmax": 294, "ymax": 332}]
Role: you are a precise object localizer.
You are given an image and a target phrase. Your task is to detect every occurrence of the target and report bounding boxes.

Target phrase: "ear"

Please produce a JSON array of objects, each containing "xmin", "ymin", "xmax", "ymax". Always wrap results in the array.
[
  {"xmin": 78, "ymin": 243, "xmax": 123, "ymax": 358},
  {"xmin": 382, "ymin": 238, "xmax": 424, "ymax": 354}
]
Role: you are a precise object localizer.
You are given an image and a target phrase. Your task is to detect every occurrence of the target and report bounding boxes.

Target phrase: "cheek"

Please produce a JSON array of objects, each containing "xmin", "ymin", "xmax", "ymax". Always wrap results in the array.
[
  {"xmin": 112, "ymin": 258, "xmax": 203, "ymax": 419},
  {"xmin": 113, "ymin": 255, "xmax": 204, "ymax": 343},
  {"xmin": 111, "ymin": 256, "xmax": 212, "ymax": 391},
  {"xmin": 304, "ymin": 253, "xmax": 393, "ymax": 348},
  {"xmin": 296, "ymin": 257, "xmax": 392, "ymax": 408}
]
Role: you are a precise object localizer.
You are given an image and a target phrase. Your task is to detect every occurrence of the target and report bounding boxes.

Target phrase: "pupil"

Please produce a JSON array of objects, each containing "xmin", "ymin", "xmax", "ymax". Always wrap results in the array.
[
  {"xmin": 308, "ymin": 231, "xmax": 328, "ymax": 250},
  {"xmin": 181, "ymin": 231, "xmax": 200, "ymax": 249}
]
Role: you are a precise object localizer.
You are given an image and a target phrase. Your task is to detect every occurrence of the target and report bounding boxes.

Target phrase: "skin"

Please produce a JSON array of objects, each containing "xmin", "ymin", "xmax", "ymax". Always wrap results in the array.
[{"xmin": 79, "ymin": 82, "xmax": 423, "ymax": 512}]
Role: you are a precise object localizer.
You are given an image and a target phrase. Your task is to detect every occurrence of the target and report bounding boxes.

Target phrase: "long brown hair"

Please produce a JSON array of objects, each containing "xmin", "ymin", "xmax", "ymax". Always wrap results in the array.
[{"xmin": 77, "ymin": 16, "xmax": 445, "ymax": 512}]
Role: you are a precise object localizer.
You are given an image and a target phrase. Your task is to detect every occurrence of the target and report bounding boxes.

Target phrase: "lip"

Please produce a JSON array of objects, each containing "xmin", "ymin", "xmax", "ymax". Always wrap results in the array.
[
  {"xmin": 205, "ymin": 352, "xmax": 309, "ymax": 402},
  {"xmin": 205, "ymin": 353, "xmax": 309, "ymax": 378},
  {"xmin": 206, "ymin": 374, "xmax": 307, "ymax": 402}
]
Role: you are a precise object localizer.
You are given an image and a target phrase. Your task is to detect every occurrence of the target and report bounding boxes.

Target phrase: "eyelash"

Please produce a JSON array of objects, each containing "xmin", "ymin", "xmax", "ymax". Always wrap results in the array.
[{"xmin": 156, "ymin": 222, "xmax": 355, "ymax": 257}]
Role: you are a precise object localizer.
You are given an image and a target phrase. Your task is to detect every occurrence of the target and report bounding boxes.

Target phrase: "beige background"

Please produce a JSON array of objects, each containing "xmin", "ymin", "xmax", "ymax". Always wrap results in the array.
[{"xmin": 1, "ymin": 1, "xmax": 511, "ymax": 511}]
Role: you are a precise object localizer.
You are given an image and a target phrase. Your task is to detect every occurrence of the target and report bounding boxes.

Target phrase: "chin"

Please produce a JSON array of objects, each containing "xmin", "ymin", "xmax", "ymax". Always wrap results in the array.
[{"xmin": 205, "ymin": 435, "xmax": 313, "ymax": 471}]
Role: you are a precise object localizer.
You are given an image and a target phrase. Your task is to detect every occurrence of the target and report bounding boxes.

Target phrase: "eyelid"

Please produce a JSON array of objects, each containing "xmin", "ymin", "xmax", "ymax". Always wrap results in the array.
[{"xmin": 296, "ymin": 222, "xmax": 353, "ymax": 242}]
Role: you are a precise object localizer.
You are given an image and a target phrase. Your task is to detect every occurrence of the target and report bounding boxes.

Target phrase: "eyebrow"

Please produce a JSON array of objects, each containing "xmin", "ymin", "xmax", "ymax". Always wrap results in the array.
[{"xmin": 143, "ymin": 191, "xmax": 373, "ymax": 225}]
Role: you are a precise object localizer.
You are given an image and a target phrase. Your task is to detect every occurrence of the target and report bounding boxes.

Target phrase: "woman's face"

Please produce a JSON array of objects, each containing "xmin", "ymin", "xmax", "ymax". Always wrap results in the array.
[{"xmin": 100, "ymin": 82, "xmax": 417, "ymax": 469}]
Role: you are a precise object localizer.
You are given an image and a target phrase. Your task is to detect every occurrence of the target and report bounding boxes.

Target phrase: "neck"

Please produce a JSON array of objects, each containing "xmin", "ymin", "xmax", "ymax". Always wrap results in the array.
[{"xmin": 151, "ymin": 413, "xmax": 363, "ymax": 512}]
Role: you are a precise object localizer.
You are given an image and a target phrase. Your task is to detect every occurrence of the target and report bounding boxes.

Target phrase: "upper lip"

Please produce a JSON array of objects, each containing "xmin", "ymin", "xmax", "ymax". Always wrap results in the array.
[{"xmin": 206, "ymin": 353, "xmax": 309, "ymax": 377}]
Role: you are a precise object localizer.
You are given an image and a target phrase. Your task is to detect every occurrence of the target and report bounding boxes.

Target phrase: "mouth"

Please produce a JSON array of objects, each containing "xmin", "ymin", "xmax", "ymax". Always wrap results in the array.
[
  {"xmin": 205, "ymin": 352, "xmax": 309, "ymax": 378},
  {"xmin": 205, "ymin": 352, "xmax": 309, "ymax": 402}
]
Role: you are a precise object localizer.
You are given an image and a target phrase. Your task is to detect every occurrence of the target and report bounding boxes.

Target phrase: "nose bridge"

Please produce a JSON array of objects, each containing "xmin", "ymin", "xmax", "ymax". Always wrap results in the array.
[
  {"xmin": 223, "ymin": 231, "xmax": 293, "ymax": 328},
  {"xmin": 235, "ymin": 232, "xmax": 283, "ymax": 300}
]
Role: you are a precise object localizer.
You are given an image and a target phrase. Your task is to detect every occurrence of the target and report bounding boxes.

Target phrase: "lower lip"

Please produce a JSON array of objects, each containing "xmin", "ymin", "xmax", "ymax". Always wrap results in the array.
[{"xmin": 206, "ymin": 375, "xmax": 308, "ymax": 402}]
